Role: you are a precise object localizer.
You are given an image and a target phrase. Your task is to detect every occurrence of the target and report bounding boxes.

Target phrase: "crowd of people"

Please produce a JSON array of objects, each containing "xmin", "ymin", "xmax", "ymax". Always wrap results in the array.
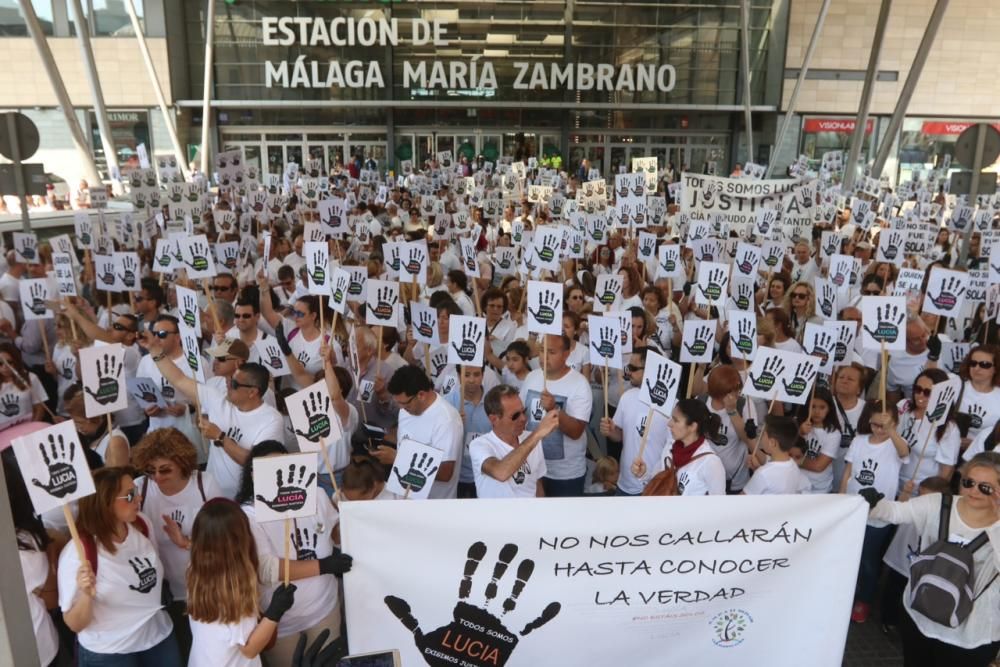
[{"xmin": 3, "ymin": 151, "xmax": 1000, "ymax": 667}]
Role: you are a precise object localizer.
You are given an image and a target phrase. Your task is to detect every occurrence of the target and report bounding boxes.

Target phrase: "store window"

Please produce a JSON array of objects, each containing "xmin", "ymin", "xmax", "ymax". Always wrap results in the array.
[
  {"xmin": 800, "ymin": 117, "xmax": 874, "ymax": 170},
  {"xmin": 897, "ymin": 118, "xmax": 1000, "ymax": 184},
  {"xmin": 69, "ymin": 0, "xmax": 143, "ymax": 36},
  {"xmin": 0, "ymin": 0, "xmax": 54, "ymax": 36},
  {"xmin": 88, "ymin": 109, "xmax": 150, "ymax": 179}
]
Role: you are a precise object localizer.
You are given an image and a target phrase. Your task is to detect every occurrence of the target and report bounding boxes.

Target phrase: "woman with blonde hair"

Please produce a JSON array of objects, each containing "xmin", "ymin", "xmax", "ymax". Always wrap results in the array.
[
  {"xmin": 186, "ymin": 500, "xmax": 297, "ymax": 667},
  {"xmin": 780, "ymin": 281, "xmax": 821, "ymax": 340}
]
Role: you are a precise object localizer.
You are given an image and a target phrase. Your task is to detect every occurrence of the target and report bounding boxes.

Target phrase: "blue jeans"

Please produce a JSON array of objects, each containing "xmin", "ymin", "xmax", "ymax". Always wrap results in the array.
[
  {"xmin": 78, "ymin": 633, "xmax": 179, "ymax": 667},
  {"xmin": 857, "ymin": 524, "xmax": 894, "ymax": 603},
  {"xmin": 615, "ymin": 487, "xmax": 640, "ymax": 497},
  {"xmin": 543, "ymin": 475, "xmax": 585, "ymax": 497}
]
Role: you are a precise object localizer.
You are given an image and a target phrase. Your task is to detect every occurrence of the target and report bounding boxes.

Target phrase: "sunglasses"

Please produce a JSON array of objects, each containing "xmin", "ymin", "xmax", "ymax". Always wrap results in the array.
[
  {"xmin": 112, "ymin": 322, "xmax": 136, "ymax": 333},
  {"xmin": 625, "ymin": 364, "xmax": 645, "ymax": 373},
  {"xmin": 210, "ymin": 284, "xmax": 234, "ymax": 292},
  {"xmin": 292, "ymin": 310, "xmax": 308, "ymax": 319},
  {"xmin": 970, "ymin": 360, "xmax": 995, "ymax": 369},
  {"xmin": 116, "ymin": 489, "xmax": 138, "ymax": 503},
  {"xmin": 792, "ymin": 293, "xmax": 808, "ymax": 300},
  {"xmin": 230, "ymin": 377, "xmax": 257, "ymax": 391},
  {"xmin": 913, "ymin": 386, "xmax": 933, "ymax": 397},
  {"xmin": 215, "ymin": 356, "xmax": 237, "ymax": 363},
  {"xmin": 151, "ymin": 329, "xmax": 177, "ymax": 339},
  {"xmin": 864, "ymin": 290, "xmax": 881, "ymax": 296},
  {"xmin": 134, "ymin": 295, "xmax": 148, "ymax": 303},
  {"xmin": 961, "ymin": 477, "xmax": 995, "ymax": 496},
  {"xmin": 234, "ymin": 313, "xmax": 254, "ymax": 319},
  {"xmin": 508, "ymin": 410, "xmax": 525, "ymax": 420}
]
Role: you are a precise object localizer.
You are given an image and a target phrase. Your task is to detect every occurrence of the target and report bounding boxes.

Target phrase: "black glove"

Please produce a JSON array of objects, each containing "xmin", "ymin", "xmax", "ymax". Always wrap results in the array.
[
  {"xmin": 319, "ymin": 549, "xmax": 353, "ymax": 576},
  {"xmin": 927, "ymin": 334, "xmax": 941, "ymax": 361},
  {"xmin": 744, "ymin": 418, "xmax": 758, "ymax": 440},
  {"xmin": 858, "ymin": 487, "xmax": 884, "ymax": 509},
  {"xmin": 292, "ymin": 628, "xmax": 347, "ymax": 667},
  {"xmin": 264, "ymin": 583, "xmax": 297, "ymax": 622},
  {"xmin": 274, "ymin": 322, "xmax": 293, "ymax": 356}
]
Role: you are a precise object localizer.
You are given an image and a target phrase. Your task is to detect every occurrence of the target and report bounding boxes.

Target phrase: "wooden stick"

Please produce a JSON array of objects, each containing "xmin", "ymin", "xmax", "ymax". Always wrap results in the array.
[
  {"xmin": 63, "ymin": 505, "xmax": 86, "ymax": 563},
  {"xmin": 319, "ymin": 295, "xmax": 325, "ymax": 335},
  {"xmin": 880, "ymin": 341, "xmax": 888, "ymax": 414},
  {"xmin": 38, "ymin": 320, "xmax": 50, "ymax": 362},
  {"xmin": 318, "ymin": 437, "xmax": 340, "ymax": 498},
  {"xmin": 106, "ymin": 413, "xmax": 113, "ymax": 437},
  {"xmin": 201, "ymin": 279, "xmax": 221, "ymax": 334},
  {"xmin": 403, "ymin": 484, "xmax": 412, "ymax": 500},
  {"xmin": 542, "ymin": 335, "xmax": 548, "ymax": 393},
  {"xmin": 128, "ymin": 290, "xmax": 135, "ymax": 311},
  {"xmin": 473, "ymin": 279, "xmax": 482, "ymax": 317},
  {"xmin": 751, "ymin": 390, "xmax": 780, "ymax": 458},
  {"xmin": 909, "ymin": 423, "xmax": 936, "ymax": 485},
  {"xmin": 283, "ymin": 518, "xmax": 291, "ymax": 585},
  {"xmin": 603, "ymin": 359, "xmax": 609, "ymax": 419},
  {"xmin": 375, "ymin": 326, "xmax": 383, "ymax": 380},
  {"xmin": 686, "ymin": 362, "xmax": 697, "ymax": 399},
  {"xmin": 459, "ymin": 366, "xmax": 465, "ymax": 420}
]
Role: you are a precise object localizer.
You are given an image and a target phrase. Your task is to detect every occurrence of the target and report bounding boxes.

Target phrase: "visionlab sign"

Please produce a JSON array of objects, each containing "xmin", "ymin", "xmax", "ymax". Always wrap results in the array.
[{"xmin": 262, "ymin": 15, "xmax": 677, "ymax": 93}]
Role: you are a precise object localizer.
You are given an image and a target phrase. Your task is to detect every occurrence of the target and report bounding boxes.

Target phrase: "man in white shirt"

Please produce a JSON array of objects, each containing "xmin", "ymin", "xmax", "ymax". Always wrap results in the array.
[
  {"xmin": 886, "ymin": 315, "xmax": 930, "ymax": 404},
  {"xmin": 789, "ymin": 241, "xmax": 818, "ymax": 284},
  {"xmin": 385, "ymin": 365, "xmax": 464, "ymax": 499},
  {"xmin": 470, "ymin": 384, "xmax": 558, "ymax": 498},
  {"xmin": 143, "ymin": 332, "xmax": 284, "ymax": 498},
  {"xmin": 225, "ymin": 297, "xmax": 272, "ymax": 364},
  {"xmin": 135, "ymin": 315, "xmax": 196, "ymax": 433},
  {"xmin": 519, "ymin": 334, "xmax": 593, "ymax": 496}
]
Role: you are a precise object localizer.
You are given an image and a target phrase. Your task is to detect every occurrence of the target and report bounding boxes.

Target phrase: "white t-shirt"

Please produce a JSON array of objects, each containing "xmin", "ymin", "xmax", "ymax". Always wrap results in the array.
[
  {"xmin": 743, "ymin": 459, "xmax": 810, "ymax": 495},
  {"xmin": 670, "ymin": 441, "xmax": 726, "ymax": 496},
  {"xmin": 136, "ymin": 471, "xmax": 223, "ymax": 601},
  {"xmin": 470, "ymin": 431, "xmax": 548, "ymax": 498},
  {"xmin": 53, "ymin": 341, "xmax": 78, "ymax": 414},
  {"xmin": 844, "ymin": 434, "xmax": 909, "ymax": 527},
  {"xmin": 0, "ymin": 272, "xmax": 20, "ymax": 301},
  {"xmin": 705, "ymin": 400, "xmax": 750, "ymax": 491},
  {"xmin": 886, "ymin": 351, "xmax": 929, "ymax": 398},
  {"xmin": 19, "ymin": 535, "xmax": 58, "ymax": 667},
  {"xmin": 613, "ymin": 387, "xmax": 670, "ymax": 495},
  {"xmin": 774, "ymin": 338, "xmax": 804, "ymax": 354},
  {"xmin": 956, "ymin": 382, "xmax": 1000, "ymax": 444},
  {"xmin": 565, "ymin": 342, "xmax": 589, "ymax": 374},
  {"xmin": 58, "ymin": 514, "xmax": 173, "ymax": 654},
  {"xmin": 0, "ymin": 373, "xmax": 46, "ymax": 431},
  {"xmin": 519, "ymin": 368, "xmax": 593, "ymax": 480},
  {"xmin": 802, "ymin": 426, "xmax": 841, "ymax": 493},
  {"xmin": 224, "ymin": 325, "xmax": 272, "ymax": 366},
  {"xmin": 244, "ymin": 499, "xmax": 339, "ymax": 638},
  {"xmin": 199, "ymin": 384, "xmax": 285, "ymax": 499},
  {"xmin": 398, "ymin": 394, "xmax": 464, "ymax": 499},
  {"xmin": 189, "ymin": 616, "xmax": 259, "ymax": 667},
  {"xmin": 896, "ymin": 405, "xmax": 960, "ymax": 490},
  {"xmin": 283, "ymin": 318, "xmax": 329, "ymax": 390},
  {"xmin": 135, "ymin": 352, "xmax": 197, "ymax": 432}
]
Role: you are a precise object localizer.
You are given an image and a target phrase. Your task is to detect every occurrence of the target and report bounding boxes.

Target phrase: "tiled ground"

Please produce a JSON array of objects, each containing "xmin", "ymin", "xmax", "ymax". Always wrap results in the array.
[{"xmin": 843, "ymin": 616, "xmax": 903, "ymax": 667}]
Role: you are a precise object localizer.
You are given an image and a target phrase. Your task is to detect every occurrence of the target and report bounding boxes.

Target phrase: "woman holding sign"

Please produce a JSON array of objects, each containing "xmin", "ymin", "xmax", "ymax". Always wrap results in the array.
[
  {"xmin": 658, "ymin": 399, "xmax": 726, "ymax": 496},
  {"xmin": 57, "ymin": 467, "xmax": 180, "ymax": 665},
  {"xmin": 0, "ymin": 343, "xmax": 47, "ymax": 430},
  {"xmin": 897, "ymin": 370, "xmax": 961, "ymax": 492},
  {"xmin": 953, "ymin": 346, "xmax": 1000, "ymax": 452},
  {"xmin": 257, "ymin": 274, "xmax": 331, "ymax": 391}
]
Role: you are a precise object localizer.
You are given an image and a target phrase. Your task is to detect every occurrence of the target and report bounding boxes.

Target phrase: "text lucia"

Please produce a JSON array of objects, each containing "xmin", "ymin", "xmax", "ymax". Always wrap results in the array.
[{"xmin": 262, "ymin": 16, "xmax": 676, "ymax": 92}]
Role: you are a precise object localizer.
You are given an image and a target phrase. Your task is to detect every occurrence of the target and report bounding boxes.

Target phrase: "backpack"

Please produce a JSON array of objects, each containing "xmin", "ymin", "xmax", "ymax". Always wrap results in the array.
[
  {"xmin": 641, "ymin": 453, "xmax": 714, "ymax": 496},
  {"xmin": 79, "ymin": 516, "xmax": 149, "ymax": 576},
  {"xmin": 908, "ymin": 494, "xmax": 998, "ymax": 627}
]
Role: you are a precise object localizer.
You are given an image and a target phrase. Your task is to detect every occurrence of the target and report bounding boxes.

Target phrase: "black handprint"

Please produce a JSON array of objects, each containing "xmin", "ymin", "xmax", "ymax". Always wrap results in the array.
[
  {"xmin": 927, "ymin": 385, "xmax": 956, "ymax": 423},
  {"xmin": 830, "ymin": 264, "xmax": 849, "ymax": 288},
  {"xmin": 128, "ymin": 557, "xmax": 157, "ymax": 594},
  {"xmin": 967, "ymin": 403, "xmax": 987, "ymax": 430},
  {"xmin": 763, "ymin": 246, "xmax": 782, "ymax": 269},
  {"xmin": 309, "ymin": 251, "xmax": 327, "ymax": 286},
  {"xmin": 430, "ymin": 350, "xmax": 448, "ymax": 377},
  {"xmin": 818, "ymin": 284, "xmax": 836, "ymax": 318},
  {"xmin": 644, "ymin": 365, "xmax": 677, "ymax": 407},
  {"xmin": 84, "ymin": 354, "xmax": 123, "ymax": 405},
  {"xmin": 170, "ymin": 509, "xmax": 185, "ymax": 528},
  {"xmin": 157, "ymin": 246, "xmax": 172, "ymax": 268},
  {"xmin": 736, "ymin": 250, "xmax": 757, "ymax": 276},
  {"xmin": 293, "ymin": 391, "xmax": 332, "ymax": 443},
  {"xmin": 358, "ymin": 380, "xmax": 375, "ymax": 403},
  {"xmin": 734, "ymin": 318, "xmax": 755, "ymax": 355},
  {"xmin": 731, "ymin": 282, "xmax": 754, "ymax": 311},
  {"xmin": 451, "ymin": 322, "xmax": 483, "ymax": 362},
  {"xmin": 331, "ymin": 274, "xmax": 348, "ymax": 306},
  {"xmin": 403, "ymin": 248, "xmax": 426, "ymax": 277},
  {"xmin": 262, "ymin": 343, "xmax": 285, "ymax": 371},
  {"xmin": 183, "ymin": 333, "xmax": 200, "ymax": 374},
  {"xmin": 27, "ymin": 282, "xmax": 47, "ymax": 316},
  {"xmin": 255, "ymin": 464, "xmax": 316, "ymax": 512},
  {"xmin": 528, "ymin": 290, "xmax": 561, "ymax": 327},
  {"xmin": 863, "ymin": 304, "xmax": 906, "ymax": 344},
  {"xmin": 535, "ymin": 234, "xmax": 557, "ymax": 264},
  {"xmin": 371, "ymin": 286, "xmax": 398, "ymax": 321},
  {"xmin": 348, "ymin": 274, "xmax": 365, "ymax": 298},
  {"xmin": 809, "ymin": 331, "xmax": 835, "ymax": 365},
  {"xmin": 698, "ymin": 268, "xmax": 727, "ymax": 303},
  {"xmin": 389, "ymin": 246, "xmax": 401, "ymax": 274},
  {"xmin": 19, "ymin": 236, "xmax": 37, "ymax": 261},
  {"xmin": 948, "ymin": 346, "xmax": 967, "ymax": 374},
  {"xmin": 597, "ymin": 280, "xmax": 621, "ymax": 307},
  {"xmin": 60, "ymin": 357, "xmax": 76, "ymax": 381},
  {"xmin": 834, "ymin": 325, "xmax": 852, "ymax": 363},
  {"xmin": 30, "ymin": 434, "xmax": 78, "ymax": 498},
  {"xmin": 781, "ymin": 362, "xmax": 817, "ymax": 397},
  {"xmin": 416, "ymin": 311, "xmax": 437, "ymax": 340},
  {"xmin": 639, "ymin": 236, "xmax": 656, "ymax": 258},
  {"xmin": 115, "ymin": 255, "xmax": 139, "ymax": 289},
  {"xmin": 683, "ymin": 325, "xmax": 712, "ymax": 357},
  {"xmin": 589, "ymin": 219, "xmax": 606, "ymax": 243},
  {"xmin": 384, "ymin": 542, "xmax": 560, "ymax": 667},
  {"xmin": 184, "ymin": 240, "xmax": 210, "ymax": 272},
  {"xmin": 590, "ymin": 326, "xmax": 617, "ymax": 360},
  {"xmin": 881, "ymin": 232, "xmax": 902, "ymax": 261},
  {"xmin": 159, "ymin": 376, "xmax": 175, "ymax": 400},
  {"xmin": 856, "ymin": 459, "xmax": 878, "ymax": 486},
  {"xmin": 749, "ymin": 356, "xmax": 785, "ymax": 392},
  {"xmin": 659, "ymin": 250, "xmax": 678, "ymax": 274},
  {"xmin": 393, "ymin": 451, "xmax": 440, "ymax": 493},
  {"xmin": 293, "ymin": 526, "xmax": 319, "ymax": 561},
  {"xmin": 928, "ymin": 276, "xmax": 966, "ymax": 311},
  {"xmin": 180, "ymin": 293, "xmax": 199, "ymax": 330}
]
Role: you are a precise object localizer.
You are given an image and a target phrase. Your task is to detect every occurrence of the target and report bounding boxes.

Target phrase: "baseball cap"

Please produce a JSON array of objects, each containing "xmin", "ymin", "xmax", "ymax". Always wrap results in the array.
[{"xmin": 206, "ymin": 338, "xmax": 250, "ymax": 360}]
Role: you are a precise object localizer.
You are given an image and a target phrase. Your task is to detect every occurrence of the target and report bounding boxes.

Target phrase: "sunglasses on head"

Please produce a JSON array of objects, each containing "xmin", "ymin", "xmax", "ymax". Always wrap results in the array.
[
  {"xmin": 961, "ymin": 477, "xmax": 995, "ymax": 496},
  {"xmin": 151, "ymin": 329, "xmax": 177, "ymax": 339},
  {"xmin": 970, "ymin": 360, "xmax": 995, "ymax": 370}
]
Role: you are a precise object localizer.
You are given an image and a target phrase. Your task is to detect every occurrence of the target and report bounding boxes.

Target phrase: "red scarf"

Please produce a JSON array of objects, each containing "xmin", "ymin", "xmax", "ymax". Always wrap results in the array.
[{"xmin": 671, "ymin": 437, "xmax": 705, "ymax": 469}]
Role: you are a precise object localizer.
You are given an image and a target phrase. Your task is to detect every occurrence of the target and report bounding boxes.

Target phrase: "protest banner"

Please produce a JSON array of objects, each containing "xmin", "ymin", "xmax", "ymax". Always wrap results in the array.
[
  {"xmin": 253, "ymin": 453, "xmax": 319, "ymax": 584},
  {"xmin": 681, "ymin": 173, "xmax": 799, "ymax": 227},
  {"xmin": 342, "ymin": 495, "xmax": 866, "ymax": 667}
]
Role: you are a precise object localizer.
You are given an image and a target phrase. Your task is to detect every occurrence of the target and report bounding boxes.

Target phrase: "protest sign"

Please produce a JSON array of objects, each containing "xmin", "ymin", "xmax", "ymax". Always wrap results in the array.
[
  {"xmin": 329, "ymin": 267, "xmax": 351, "ymax": 315},
  {"xmin": 656, "ymin": 245, "xmax": 685, "ymax": 282},
  {"xmin": 305, "ymin": 241, "xmax": 330, "ymax": 295},
  {"xmin": 286, "ymin": 380, "xmax": 343, "ymax": 454},
  {"xmin": 385, "ymin": 438, "xmax": 444, "ymax": 500},
  {"xmin": 79, "ymin": 344, "xmax": 128, "ymax": 416},
  {"xmin": 593, "ymin": 275, "xmax": 623, "ymax": 312},
  {"xmin": 641, "ymin": 351, "xmax": 682, "ymax": 417},
  {"xmin": 588, "ymin": 315, "xmax": 624, "ymax": 370},
  {"xmin": 12, "ymin": 232, "xmax": 39, "ymax": 264},
  {"xmin": 400, "ymin": 240, "xmax": 429, "ymax": 284},
  {"xmin": 728, "ymin": 310, "xmax": 758, "ymax": 360},
  {"xmin": 252, "ymin": 453, "xmax": 318, "ymax": 523},
  {"xmin": 179, "ymin": 235, "xmax": 218, "ymax": 279},
  {"xmin": 680, "ymin": 172, "xmax": 798, "ymax": 227},
  {"xmin": 342, "ymin": 494, "xmax": 866, "ymax": 667},
  {"xmin": 860, "ymin": 297, "xmax": 907, "ymax": 351},
  {"xmin": 13, "ymin": 421, "xmax": 96, "ymax": 517},
  {"xmin": 127, "ymin": 377, "xmax": 166, "ymax": 409},
  {"xmin": 802, "ymin": 323, "xmax": 839, "ymax": 375},
  {"xmin": 410, "ymin": 303, "xmax": 440, "ymax": 345},
  {"xmin": 694, "ymin": 262, "xmax": 730, "ymax": 307},
  {"xmin": 527, "ymin": 281, "xmax": 563, "ymax": 335},
  {"xmin": 922, "ymin": 267, "xmax": 968, "ymax": 318},
  {"xmin": 256, "ymin": 338, "xmax": 291, "ymax": 377},
  {"xmin": 680, "ymin": 320, "xmax": 716, "ymax": 364},
  {"xmin": 448, "ymin": 316, "xmax": 486, "ymax": 367},
  {"xmin": 19, "ymin": 279, "xmax": 53, "ymax": 321},
  {"xmin": 366, "ymin": 280, "xmax": 400, "ymax": 327}
]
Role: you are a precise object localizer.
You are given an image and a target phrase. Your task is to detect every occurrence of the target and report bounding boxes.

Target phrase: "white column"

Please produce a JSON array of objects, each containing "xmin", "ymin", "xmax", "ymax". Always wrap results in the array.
[{"xmin": 200, "ymin": 0, "xmax": 216, "ymax": 176}]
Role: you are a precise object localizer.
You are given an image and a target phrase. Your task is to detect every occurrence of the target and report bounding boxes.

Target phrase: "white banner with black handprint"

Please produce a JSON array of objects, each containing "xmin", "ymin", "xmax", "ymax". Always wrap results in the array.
[
  {"xmin": 680, "ymin": 319, "xmax": 717, "ymax": 363},
  {"xmin": 305, "ymin": 241, "xmax": 330, "ymax": 296},
  {"xmin": 366, "ymin": 279, "xmax": 400, "ymax": 327},
  {"xmin": 587, "ymin": 315, "xmax": 624, "ymax": 370},
  {"xmin": 252, "ymin": 452, "xmax": 318, "ymax": 522},
  {"xmin": 345, "ymin": 266, "xmax": 368, "ymax": 303},
  {"xmin": 386, "ymin": 437, "xmax": 444, "ymax": 500},
  {"xmin": 637, "ymin": 232, "xmax": 658, "ymax": 264},
  {"xmin": 127, "ymin": 376, "xmax": 167, "ymax": 409},
  {"xmin": 93, "ymin": 254, "xmax": 122, "ymax": 293},
  {"xmin": 942, "ymin": 341, "xmax": 970, "ymax": 375},
  {"xmin": 526, "ymin": 281, "xmax": 563, "ymax": 336},
  {"xmin": 13, "ymin": 232, "xmax": 39, "ymax": 264},
  {"xmin": 925, "ymin": 376, "xmax": 961, "ymax": 426},
  {"xmin": 611, "ymin": 310, "xmax": 634, "ymax": 355},
  {"xmin": 922, "ymin": 267, "xmax": 969, "ymax": 318},
  {"xmin": 532, "ymin": 227, "xmax": 562, "ymax": 272},
  {"xmin": 728, "ymin": 276, "xmax": 756, "ymax": 312},
  {"xmin": 383, "ymin": 241, "xmax": 402, "ymax": 280},
  {"xmin": 772, "ymin": 350, "xmax": 819, "ymax": 404},
  {"xmin": 494, "ymin": 246, "xmax": 518, "ymax": 277},
  {"xmin": 641, "ymin": 351, "xmax": 682, "ymax": 417},
  {"xmin": 400, "ymin": 240, "xmax": 429, "ymax": 284},
  {"xmin": 732, "ymin": 242, "xmax": 761, "ymax": 281},
  {"xmin": 214, "ymin": 241, "xmax": 239, "ymax": 274},
  {"xmin": 447, "ymin": 315, "xmax": 486, "ymax": 367},
  {"xmin": 328, "ymin": 267, "xmax": 351, "ymax": 315},
  {"xmin": 458, "ymin": 237, "xmax": 481, "ymax": 278},
  {"xmin": 813, "ymin": 278, "xmax": 839, "ymax": 320},
  {"xmin": 802, "ymin": 322, "xmax": 839, "ymax": 375},
  {"xmin": 256, "ymin": 338, "xmax": 292, "ymax": 377},
  {"xmin": 178, "ymin": 323, "xmax": 206, "ymax": 383},
  {"xmin": 179, "ymin": 234, "xmax": 218, "ymax": 279},
  {"xmin": 13, "ymin": 420, "xmax": 96, "ymax": 515},
  {"xmin": 114, "ymin": 252, "xmax": 142, "ymax": 292},
  {"xmin": 80, "ymin": 343, "xmax": 128, "ymax": 416},
  {"xmin": 694, "ymin": 261, "xmax": 730, "ymax": 307},
  {"xmin": 409, "ymin": 302, "xmax": 439, "ymax": 346},
  {"xmin": 655, "ymin": 244, "xmax": 686, "ymax": 282},
  {"xmin": 728, "ymin": 309, "xmax": 758, "ymax": 360},
  {"xmin": 825, "ymin": 320, "xmax": 858, "ymax": 367},
  {"xmin": 153, "ymin": 238, "xmax": 177, "ymax": 274},
  {"xmin": 743, "ymin": 346, "xmax": 787, "ymax": 400},
  {"xmin": 287, "ymin": 380, "xmax": 343, "ymax": 454},
  {"xmin": 19, "ymin": 279, "xmax": 53, "ymax": 321},
  {"xmin": 74, "ymin": 212, "xmax": 94, "ymax": 250},
  {"xmin": 586, "ymin": 213, "xmax": 608, "ymax": 245},
  {"xmin": 176, "ymin": 285, "xmax": 202, "ymax": 333},
  {"xmin": 861, "ymin": 296, "xmax": 907, "ymax": 351},
  {"xmin": 759, "ymin": 240, "xmax": 786, "ymax": 274},
  {"xmin": 593, "ymin": 274, "xmax": 623, "ymax": 313},
  {"xmin": 876, "ymin": 229, "xmax": 905, "ymax": 267}
]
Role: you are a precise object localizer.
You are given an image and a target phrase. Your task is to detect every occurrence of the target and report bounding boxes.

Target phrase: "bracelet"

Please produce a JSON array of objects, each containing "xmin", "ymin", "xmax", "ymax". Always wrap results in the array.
[
  {"xmin": 152, "ymin": 352, "xmax": 167, "ymax": 362},
  {"xmin": 727, "ymin": 410, "xmax": 739, "ymax": 417}
]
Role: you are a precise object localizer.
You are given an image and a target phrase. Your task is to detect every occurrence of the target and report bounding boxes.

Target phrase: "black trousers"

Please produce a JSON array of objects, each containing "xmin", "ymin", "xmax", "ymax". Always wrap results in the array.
[{"xmin": 900, "ymin": 607, "xmax": 1000, "ymax": 667}]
